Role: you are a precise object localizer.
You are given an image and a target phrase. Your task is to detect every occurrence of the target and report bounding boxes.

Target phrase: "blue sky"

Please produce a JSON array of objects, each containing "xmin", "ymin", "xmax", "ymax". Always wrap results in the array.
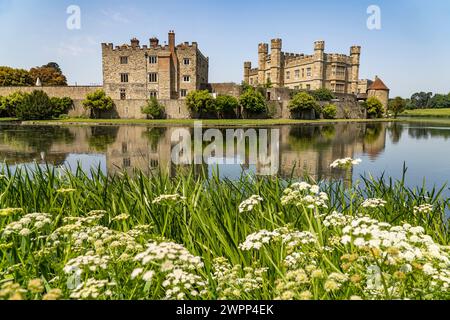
[{"xmin": 0, "ymin": 0, "xmax": 449, "ymax": 97}]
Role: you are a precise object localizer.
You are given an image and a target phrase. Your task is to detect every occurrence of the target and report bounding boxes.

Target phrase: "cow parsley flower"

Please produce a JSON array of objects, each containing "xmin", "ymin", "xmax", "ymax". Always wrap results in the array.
[
  {"xmin": 238, "ymin": 195, "xmax": 263, "ymax": 213},
  {"xmin": 330, "ymin": 158, "xmax": 362, "ymax": 169}
]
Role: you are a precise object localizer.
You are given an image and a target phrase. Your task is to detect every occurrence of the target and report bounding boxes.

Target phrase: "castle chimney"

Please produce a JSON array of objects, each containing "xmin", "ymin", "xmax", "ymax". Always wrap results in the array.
[
  {"xmin": 150, "ymin": 37, "xmax": 159, "ymax": 48},
  {"xmin": 130, "ymin": 38, "xmax": 140, "ymax": 48},
  {"xmin": 168, "ymin": 30, "xmax": 175, "ymax": 51}
]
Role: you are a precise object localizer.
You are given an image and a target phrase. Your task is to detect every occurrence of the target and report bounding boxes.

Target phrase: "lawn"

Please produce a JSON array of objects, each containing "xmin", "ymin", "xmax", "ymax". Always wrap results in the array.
[
  {"xmin": 0, "ymin": 163, "xmax": 449, "ymax": 300},
  {"xmin": 402, "ymin": 108, "xmax": 450, "ymax": 118}
]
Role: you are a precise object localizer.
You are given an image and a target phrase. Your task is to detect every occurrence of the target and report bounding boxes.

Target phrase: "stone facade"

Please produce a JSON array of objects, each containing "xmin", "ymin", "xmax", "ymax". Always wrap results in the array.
[
  {"xmin": 244, "ymin": 39, "xmax": 361, "ymax": 94},
  {"xmin": 102, "ymin": 31, "xmax": 209, "ymax": 101}
]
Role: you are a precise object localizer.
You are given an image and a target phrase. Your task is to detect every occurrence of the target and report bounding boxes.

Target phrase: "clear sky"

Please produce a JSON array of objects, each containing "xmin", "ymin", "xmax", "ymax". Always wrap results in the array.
[{"xmin": 0, "ymin": 0, "xmax": 449, "ymax": 97}]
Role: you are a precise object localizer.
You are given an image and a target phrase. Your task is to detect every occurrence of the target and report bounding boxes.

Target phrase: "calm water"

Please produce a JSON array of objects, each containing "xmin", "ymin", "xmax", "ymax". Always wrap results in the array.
[{"xmin": 0, "ymin": 121, "xmax": 450, "ymax": 194}]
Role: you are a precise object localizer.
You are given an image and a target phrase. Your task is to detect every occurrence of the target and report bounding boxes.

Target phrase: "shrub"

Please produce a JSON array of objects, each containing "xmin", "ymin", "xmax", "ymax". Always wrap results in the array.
[
  {"xmin": 15, "ymin": 90, "xmax": 54, "ymax": 120},
  {"xmin": 214, "ymin": 94, "xmax": 239, "ymax": 118},
  {"xmin": 50, "ymin": 97, "xmax": 73, "ymax": 117},
  {"xmin": 322, "ymin": 104, "xmax": 337, "ymax": 119},
  {"xmin": 311, "ymin": 88, "xmax": 335, "ymax": 101},
  {"xmin": 239, "ymin": 87, "xmax": 267, "ymax": 114},
  {"xmin": 82, "ymin": 90, "xmax": 114, "ymax": 119},
  {"xmin": 288, "ymin": 92, "xmax": 319, "ymax": 113},
  {"xmin": 185, "ymin": 90, "xmax": 215, "ymax": 117},
  {"xmin": 364, "ymin": 97, "xmax": 384, "ymax": 118},
  {"xmin": 142, "ymin": 97, "xmax": 165, "ymax": 119}
]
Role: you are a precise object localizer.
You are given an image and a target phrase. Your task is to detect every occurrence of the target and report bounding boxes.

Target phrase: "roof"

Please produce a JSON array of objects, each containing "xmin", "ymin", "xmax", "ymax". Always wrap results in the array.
[{"xmin": 368, "ymin": 76, "xmax": 389, "ymax": 91}]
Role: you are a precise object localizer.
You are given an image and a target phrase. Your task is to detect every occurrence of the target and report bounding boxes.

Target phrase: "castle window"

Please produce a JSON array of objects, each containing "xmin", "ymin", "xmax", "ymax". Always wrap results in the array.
[
  {"xmin": 295, "ymin": 69, "xmax": 300, "ymax": 79},
  {"xmin": 307, "ymin": 68, "xmax": 312, "ymax": 77},
  {"xmin": 122, "ymin": 142, "xmax": 128, "ymax": 154},
  {"xmin": 306, "ymin": 84, "xmax": 311, "ymax": 90},
  {"xmin": 149, "ymin": 55, "xmax": 157, "ymax": 64},
  {"xmin": 120, "ymin": 73, "xmax": 129, "ymax": 83},
  {"xmin": 184, "ymin": 58, "xmax": 190, "ymax": 65},
  {"xmin": 302, "ymin": 68, "xmax": 305, "ymax": 78},
  {"xmin": 180, "ymin": 89, "xmax": 188, "ymax": 97},
  {"xmin": 148, "ymin": 73, "xmax": 158, "ymax": 83},
  {"xmin": 286, "ymin": 71, "xmax": 290, "ymax": 80},
  {"xmin": 149, "ymin": 91, "xmax": 158, "ymax": 98},
  {"xmin": 120, "ymin": 56, "xmax": 128, "ymax": 64},
  {"xmin": 123, "ymin": 158, "xmax": 131, "ymax": 168},
  {"xmin": 120, "ymin": 89, "xmax": 126, "ymax": 100},
  {"xmin": 294, "ymin": 86, "xmax": 299, "ymax": 90},
  {"xmin": 250, "ymin": 78, "xmax": 253, "ymax": 85},
  {"xmin": 150, "ymin": 159, "xmax": 159, "ymax": 168},
  {"xmin": 183, "ymin": 75, "xmax": 191, "ymax": 83}
]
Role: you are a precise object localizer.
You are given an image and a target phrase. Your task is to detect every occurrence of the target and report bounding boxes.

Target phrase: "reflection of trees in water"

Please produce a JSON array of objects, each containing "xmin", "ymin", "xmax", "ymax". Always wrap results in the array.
[
  {"xmin": 363, "ymin": 123, "xmax": 382, "ymax": 144},
  {"xmin": 408, "ymin": 126, "xmax": 450, "ymax": 140},
  {"xmin": 142, "ymin": 127, "xmax": 167, "ymax": 151},
  {"xmin": 0, "ymin": 126, "xmax": 75, "ymax": 153},
  {"xmin": 387, "ymin": 123, "xmax": 404, "ymax": 144},
  {"xmin": 88, "ymin": 126, "xmax": 119, "ymax": 152},
  {"xmin": 288, "ymin": 125, "xmax": 336, "ymax": 150}
]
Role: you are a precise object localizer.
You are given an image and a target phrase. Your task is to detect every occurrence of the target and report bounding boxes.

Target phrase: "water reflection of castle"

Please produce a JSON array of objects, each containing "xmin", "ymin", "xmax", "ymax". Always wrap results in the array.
[{"xmin": 0, "ymin": 123, "xmax": 387, "ymax": 180}]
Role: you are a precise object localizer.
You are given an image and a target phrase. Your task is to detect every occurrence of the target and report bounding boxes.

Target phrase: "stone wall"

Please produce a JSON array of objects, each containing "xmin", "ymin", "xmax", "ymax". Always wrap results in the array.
[{"xmin": 0, "ymin": 86, "xmax": 101, "ymax": 100}]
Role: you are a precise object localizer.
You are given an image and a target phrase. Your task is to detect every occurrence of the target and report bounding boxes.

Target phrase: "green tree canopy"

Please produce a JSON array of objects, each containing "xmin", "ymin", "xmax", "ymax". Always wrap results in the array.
[
  {"xmin": 239, "ymin": 87, "xmax": 267, "ymax": 114},
  {"xmin": 15, "ymin": 90, "xmax": 54, "ymax": 120},
  {"xmin": 311, "ymin": 88, "xmax": 335, "ymax": 102},
  {"xmin": 82, "ymin": 90, "xmax": 114, "ymax": 119},
  {"xmin": 142, "ymin": 97, "xmax": 165, "ymax": 119},
  {"xmin": 364, "ymin": 96, "xmax": 384, "ymax": 118},
  {"xmin": 410, "ymin": 92, "xmax": 433, "ymax": 109},
  {"xmin": 185, "ymin": 90, "xmax": 215, "ymax": 115},
  {"xmin": 0, "ymin": 67, "xmax": 33, "ymax": 86},
  {"xmin": 288, "ymin": 92, "xmax": 319, "ymax": 112},
  {"xmin": 29, "ymin": 65, "xmax": 67, "ymax": 86},
  {"xmin": 214, "ymin": 94, "xmax": 239, "ymax": 118},
  {"xmin": 388, "ymin": 97, "xmax": 407, "ymax": 118},
  {"xmin": 322, "ymin": 104, "xmax": 337, "ymax": 119}
]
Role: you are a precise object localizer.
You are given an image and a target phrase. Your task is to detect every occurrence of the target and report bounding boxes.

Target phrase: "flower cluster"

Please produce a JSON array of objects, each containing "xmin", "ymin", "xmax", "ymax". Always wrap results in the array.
[
  {"xmin": 238, "ymin": 195, "xmax": 263, "ymax": 213},
  {"xmin": 2, "ymin": 213, "xmax": 52, "ymax": 237},
  {"xmin": 63, "ymin": 251, "xmax": 110, "ymax": 275},
  {"xmin": 413, "ymin": 204, "xmax": 433, "ymax": 215},
  {"xmin": 330, "ymin": 158, "xmax": 362, "ymax": 169},
  {"xmin": 361, "ymin": 198, "xmax": 387, "ymax": 208},
  {"xmin": 152, "ymin": 194, "xmax": 186, "ymax": 205},
  {"xmin": 213, "ymin": 258, "xmax": 267, "ymax": 299},
  {"xmin": 281, "ymin": 182, "xmax": 328, "ymax": 209},
  {"xmin": 69, "ymin": 279, "xmax": 116, "ymax": 299}
]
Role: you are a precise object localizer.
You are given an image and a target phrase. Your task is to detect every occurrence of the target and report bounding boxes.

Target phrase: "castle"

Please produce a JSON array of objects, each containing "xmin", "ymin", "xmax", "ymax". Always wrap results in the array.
[
  {"xmin": 101, "ymin": 31, "xmax": 209, "ymax": 100},
  {"xmin": 244, "ymin": 39, "xmax": 389, "ymax": 108}
]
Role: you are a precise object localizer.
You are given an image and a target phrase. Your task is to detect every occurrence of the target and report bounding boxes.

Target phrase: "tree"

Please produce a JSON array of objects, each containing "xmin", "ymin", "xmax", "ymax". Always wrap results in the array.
[
  {"xmin": 410, "ymin": 92, "xmax": 433, "ymax": 109},
  {"xmin": 50, "ymin": 97, "xmax": 73, "ymax": 117},
  {"xmin": 0, "ymin": 91, "xmax": 29, "ymax": 117},
  {"xmin": 288, "ymin": 92, "xmax": 320, "ymax": 113},
  {"xmin": 82, "ymin": 90, "xmax": 114, "ymax": 119},
  {"xmin": 0, "ymin": 67, "xmax": 33, "ymax": 86},
  {"xmin": 388, "ymin": 96, "xmax": 406, "ymax": 118},
  {"xmin": 44, "ymin": 62, "xmax": 62, "ymax": 74},
  {"xmin": 185, "ymin": 90, "xmax": 215, "ymax": 117},
  {"xmin": 322, "ymin": 104, "xmax": 337, "ymax": 119},
  {"xmin": 214, "ymin": 94, "xmax": 239, "ymax": 118},
  {"xmin": 239, "ymin": 87, "xmax": 267, "ymax": 114},
  {"xmin": 142, "ymin": 97, "xmax": 165, "ymax": 119},
  {"xmin": 15, "ymin": 90, "xmax": 54, "ymax": 120},
  {"xmin": 29, "ymin": 66, "xmax": 67, "ymax": 86},
  {"xmin": 364, "ymin": 96, "xmax": 384, "ymax": 118},
  {"xmin": 428, "ymin": 93, "xmax": 450, "ymax": 109},
  {"xmin": 311, "ymin": 88, "xmax": 335, "ymax": 102}
]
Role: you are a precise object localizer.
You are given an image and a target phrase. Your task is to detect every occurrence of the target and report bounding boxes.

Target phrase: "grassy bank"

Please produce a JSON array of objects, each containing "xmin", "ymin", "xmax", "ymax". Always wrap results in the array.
[
  {"xmin": 20, "ymin": 118, "xmax": 396, "ymax": 127},
  {"xmin": 0, "ymin": 164, "xmax": 449, "ymax": 300},
  {"xmin": 402, "ymin": 108, "xmax": 450, "ymax": 118}
]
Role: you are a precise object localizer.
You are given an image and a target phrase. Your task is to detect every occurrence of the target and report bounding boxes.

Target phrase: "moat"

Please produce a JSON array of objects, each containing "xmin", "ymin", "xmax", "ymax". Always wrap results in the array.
[{"xmin": 1, "ymin": 120, "xmax": 450, "ymax": 193}]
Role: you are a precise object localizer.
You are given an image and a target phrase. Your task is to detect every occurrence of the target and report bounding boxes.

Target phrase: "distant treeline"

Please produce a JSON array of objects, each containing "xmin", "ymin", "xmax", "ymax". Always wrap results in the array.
[{"xmin": 403, "ymin": 92, "xmax": 450, "ymax": 109}]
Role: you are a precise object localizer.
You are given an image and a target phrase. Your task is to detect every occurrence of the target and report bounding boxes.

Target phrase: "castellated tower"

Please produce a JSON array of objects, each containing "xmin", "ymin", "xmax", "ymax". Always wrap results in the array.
[
  {"xmin": 243, "ymin": 61, "xmax": 252, "ymax": 84},
  {"xmin": 350, "ymin": 46, "xmax": 361, "ymax": 94},
  {"xmin": 270, "ymin": 39, "xmax": 283, "ymax": 87},
  {"xmin": 258, "ymin": 43, "xmax": 269, "ymax": 85},
  {"xmin": 313, "ymin": 40, "xmax": 325, "ymax": 90}
]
